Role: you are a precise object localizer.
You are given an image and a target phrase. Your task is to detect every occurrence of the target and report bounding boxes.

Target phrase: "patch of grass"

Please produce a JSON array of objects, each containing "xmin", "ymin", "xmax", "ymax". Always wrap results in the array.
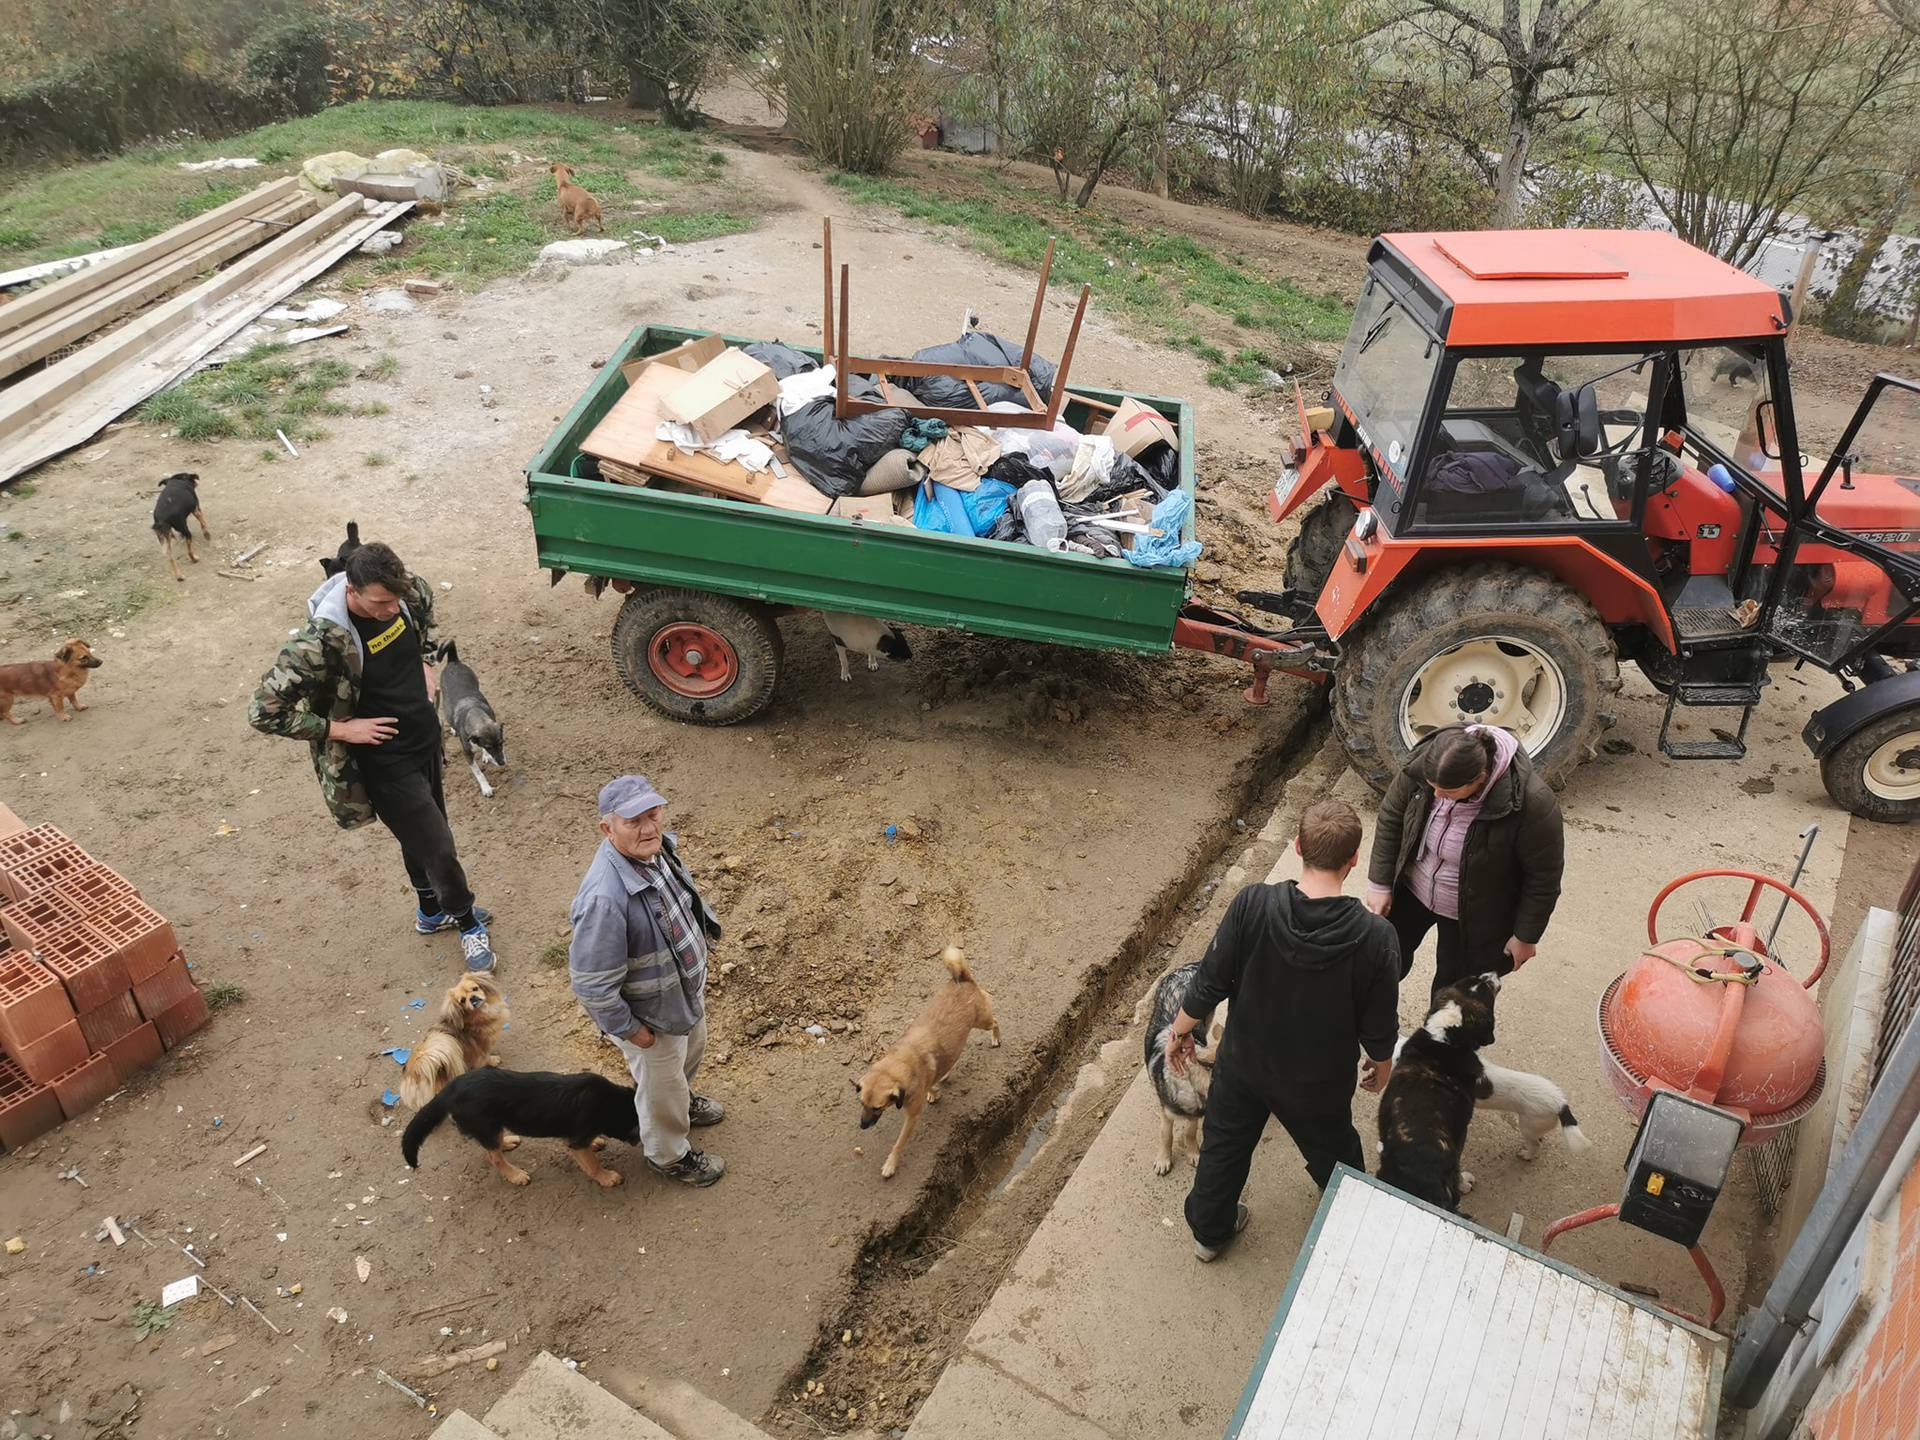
[
  {"xmin": 0, "ymin": 100, "xmax": 751, "ymax": 272},
  {"xmin": 204, "ymin": 982, "xmax": 245, "ymax": 1012},
  {"xmin": 537, "ymin": 935, "xmax": 570, "ymax": 969},
  {"xmin": 372, "ymin": 191, "xmax": 549, "ymax": 284},
  {"xmin": 10, "ymin": 482, "xmax": 37, "ymax": 498},
  {"xmin": 353, "ymin": 401, "xmax": 392, "ymax": 418},
  {"xmin": 132, "ymin": 1301, "xmax": 173, "ymax": 1340},
  {"xmin": 824, "ymin": 172, "xmax": 1350, "ymax": 374},
  {"xmin": 139, "ymin": 344, "xmax": 356, "ymax": 445},
  {"xmin": 361, "ymin": 353, "xmax": 400, "ymax": 382},
  {"xmin": 364, "ymin": 452, "xmax": 388, "ymax": 468},
  {"xmin": 647, "ymin": 210, "xmax": 753, "ymax": 244},
  {"xmin": 1206, "ymin": 346, "xmax": 1279, "ymax": 390}
]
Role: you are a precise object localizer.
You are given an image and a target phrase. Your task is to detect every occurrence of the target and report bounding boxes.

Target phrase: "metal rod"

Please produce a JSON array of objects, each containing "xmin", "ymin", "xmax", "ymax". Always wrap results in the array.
[
  {"xmin": 130, "ymin": 1226, "xmax": 204, "ymax": 1268},
  {"xmin": 1765, "ymin": 824, "xmax": 1819, "ymax": 953},
  {"xmin": 821, "ymin": 217, "xmax": 833, "ymax": 352},
  {"xmin": 1020, "ymin": 236, "xmax": 1055, "ymax": 371},
  {"xmin": 373, "ymin": 1369, "xmax": 429, "ymax": 1409},
  {"xmin": 241, "ymin": 1295, "xmax": 286, "ymax": 1336},
  {"xmin": 1725, "ymin": 1001, "xmax": 1920, "ymax": 1406}
]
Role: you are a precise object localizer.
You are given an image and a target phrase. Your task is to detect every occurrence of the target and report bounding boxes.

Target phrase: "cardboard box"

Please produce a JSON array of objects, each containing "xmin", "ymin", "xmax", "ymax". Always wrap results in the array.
[
  {"xmin": 828, "ymin": 493, "xmax": 913, "ymax": 526},
  {"xmin": 617, "ymin": 333, "xmax": 724, "ymax": 388},
  {"xmin": 658, "ymin": 348, "xmax": 778, "ymax": 444},
  {"xmin": 1106, "ymin": 397, "xmax": 1179, "ymax": 459}
]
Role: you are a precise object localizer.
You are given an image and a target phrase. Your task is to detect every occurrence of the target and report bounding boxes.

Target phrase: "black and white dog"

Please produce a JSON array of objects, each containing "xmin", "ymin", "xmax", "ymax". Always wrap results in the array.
[
  {"xmin": 435, "ymin": 640, "xmax": 506, "ymax": 798},
  {"xmin": 1377, "ymin": 973, "xmax": 1502, "ymax": 1213},
  {"xmin": 1478, "ymin": 1061, "xmax": 1592, "ymax": 1161},
  {"xmin": 820, "ymin": 611, "xmax": 911, "ymax": 682},
  {"xmin": 1142, "ymin": 961, "xmax": 1227, "ymax": 1176}
]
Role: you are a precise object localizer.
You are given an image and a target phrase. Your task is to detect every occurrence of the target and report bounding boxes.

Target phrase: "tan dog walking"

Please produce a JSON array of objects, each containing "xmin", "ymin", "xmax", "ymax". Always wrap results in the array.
[
  {"xmin": 854, "ymin": 946, "xmax": 1001, "ymax": 1179},
  {"xmin": 551, "ymin": 164, "xmax": 604, "ymax": 235},
  {"xmin": 0, "ymin": 640, "xmax": 103, "ymax": 724}
]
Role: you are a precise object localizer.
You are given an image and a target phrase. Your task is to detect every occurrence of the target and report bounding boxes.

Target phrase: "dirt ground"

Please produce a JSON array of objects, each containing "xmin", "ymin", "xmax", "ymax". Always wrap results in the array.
[
  {"xmin": 3, "ymin": 102, "xmax": 1917, "ymax": 1440},
  {"xmin": 0, "ymin": 136, "xmax": 1319, "ymax": 1439}
]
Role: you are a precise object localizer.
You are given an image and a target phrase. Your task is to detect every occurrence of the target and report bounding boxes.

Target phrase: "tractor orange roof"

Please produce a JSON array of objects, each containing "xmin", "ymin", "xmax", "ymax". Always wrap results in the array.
[{"xmin": 1381, "ymin": 230, "xmax": 1788, "ymax": 347}]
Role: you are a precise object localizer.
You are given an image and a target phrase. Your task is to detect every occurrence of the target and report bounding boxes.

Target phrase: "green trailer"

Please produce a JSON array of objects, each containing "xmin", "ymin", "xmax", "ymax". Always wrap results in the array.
[{"xmin": 525, "ymin": 324, "xmax": 1324, "ymax": 722}]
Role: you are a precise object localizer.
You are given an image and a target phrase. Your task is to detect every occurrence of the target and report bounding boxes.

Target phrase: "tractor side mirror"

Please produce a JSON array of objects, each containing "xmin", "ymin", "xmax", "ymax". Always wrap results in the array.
[
  {"xmin": 1755, "ymin": 400, "xmax": 1781, "ymax": 459},
  {"xmin": 1555, "ymin": 384, "xmax": 1602, "ymax": 459}
]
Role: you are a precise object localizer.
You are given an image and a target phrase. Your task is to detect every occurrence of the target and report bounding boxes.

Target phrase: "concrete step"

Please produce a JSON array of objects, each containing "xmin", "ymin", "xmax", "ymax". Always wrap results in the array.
[
  {"xmin": 483, "ymin": 1351, "xmax": 674, "ymax": 1440},
  {"xmin": 433, "ymin": 1412, "xmax": 504, "ymax": 1440},
  {"xmin": 616, "ymin": 1369, "xmax": 779, "ymax": 1440}
]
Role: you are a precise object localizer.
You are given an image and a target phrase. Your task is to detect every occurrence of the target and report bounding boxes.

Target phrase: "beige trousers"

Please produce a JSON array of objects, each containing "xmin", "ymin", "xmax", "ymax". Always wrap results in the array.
[{"xmin": 611, "ymin": 1019, "xmax": 706, "ymax": 1166}]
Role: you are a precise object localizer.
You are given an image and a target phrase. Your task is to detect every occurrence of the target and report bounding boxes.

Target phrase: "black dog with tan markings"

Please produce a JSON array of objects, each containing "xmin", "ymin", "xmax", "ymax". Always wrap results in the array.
[
  {"xmin": 1376, "ymin": 973, "xmax": 1502, "ymax": 1213},
  {"xmin": 402, "ymin": 1066, "xmax": 639, "ymax": 1189}
]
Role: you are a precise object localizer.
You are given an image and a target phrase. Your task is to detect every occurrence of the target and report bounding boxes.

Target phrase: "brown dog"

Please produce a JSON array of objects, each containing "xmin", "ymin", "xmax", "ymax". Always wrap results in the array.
[
  {"xmin": 854, "ymin": 946, "xmax": 1001, "ymax": 1179},
  {"xmin": 551, "ymin": 164, "xmax": 604, "ymax": 236},
  {"xmin": 398, "ymin": 974, "xmax": 510, "ymax": 1109},
  {"xmin": 0, "ymin": 640, "xmax": 102, "ymax": 725}
]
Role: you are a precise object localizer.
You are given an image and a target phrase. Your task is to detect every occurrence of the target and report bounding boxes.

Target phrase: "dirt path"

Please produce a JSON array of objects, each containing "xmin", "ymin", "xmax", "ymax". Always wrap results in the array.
[{"xmin": 0, "ymin": 144, "xmax": 1317, "ymax": 1437}]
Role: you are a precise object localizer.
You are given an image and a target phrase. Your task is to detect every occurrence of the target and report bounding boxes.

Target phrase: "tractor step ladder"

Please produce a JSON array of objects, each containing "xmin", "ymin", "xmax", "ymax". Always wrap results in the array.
[{"xmin": 1658, "ymin": 681, "xmax": 1765, "ymax": 760}]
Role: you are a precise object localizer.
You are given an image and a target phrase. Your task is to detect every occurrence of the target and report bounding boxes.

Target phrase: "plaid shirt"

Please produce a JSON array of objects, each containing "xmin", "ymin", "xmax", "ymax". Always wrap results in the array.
[{"xmin": 568, "ymin": 835, "xmax": 719, "ymax": 1037}]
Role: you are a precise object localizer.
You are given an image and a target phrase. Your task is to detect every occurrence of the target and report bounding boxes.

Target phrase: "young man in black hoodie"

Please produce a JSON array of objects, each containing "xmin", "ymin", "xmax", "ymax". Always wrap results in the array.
[{"xmin": 1166, "ymin": 799, "xmax": 1401, "ymax": 1262}]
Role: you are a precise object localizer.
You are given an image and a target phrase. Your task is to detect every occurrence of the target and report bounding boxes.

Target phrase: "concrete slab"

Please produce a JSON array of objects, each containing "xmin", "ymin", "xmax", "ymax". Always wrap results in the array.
[
  {"xmin": 912, "ymin": 672, "xmax": 1854, "ymax": 1438},
  {"xmin": 435, "ymin": 1412, "xmax": 505, "ymax": 1440},
  {"xmin": 485, "ymin": 1351, "xmax": 674, "ymax": 1440},
  {"xmin": 600, "ymin": 1367, "xmax": 779, "ymax": 1440}
]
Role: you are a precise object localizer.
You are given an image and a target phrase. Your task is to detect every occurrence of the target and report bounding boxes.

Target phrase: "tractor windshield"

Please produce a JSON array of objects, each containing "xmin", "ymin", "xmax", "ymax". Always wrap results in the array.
[{"xmin": 1332, "ymin": 281, "xmax": 1441, "ymax": 495}]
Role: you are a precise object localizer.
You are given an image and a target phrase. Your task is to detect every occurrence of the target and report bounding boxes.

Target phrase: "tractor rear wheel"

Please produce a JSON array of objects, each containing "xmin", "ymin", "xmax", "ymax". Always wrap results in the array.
[
  {"xmin": 1820, "ymin": 704, "xmax": 1920, "ymax": 823},
  {"xmin": 1333, "ymin": 565, "xmax": 1620, "ymax": 793},
  {"xmin": 612, "ymin": 586, "xmax": 783, "ymax": 725},
  {"xmin": 1283, "ymin": 493, "xmax": 1355, "ymax": 596}
]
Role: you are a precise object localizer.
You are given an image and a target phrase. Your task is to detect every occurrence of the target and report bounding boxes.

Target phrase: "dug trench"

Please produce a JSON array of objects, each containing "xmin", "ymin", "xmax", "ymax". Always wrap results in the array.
[{"xmin": 746, "ymin": 706, "xmax": 1330, "ymax": 1437}]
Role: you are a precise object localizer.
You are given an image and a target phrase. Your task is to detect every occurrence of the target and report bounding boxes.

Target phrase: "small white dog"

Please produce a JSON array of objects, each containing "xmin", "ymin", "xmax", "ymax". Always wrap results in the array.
[
  {"xmin": 1476, "ymin": 1061, "xmax": 1594, "ymax": 1160},
  {"xmin": 819, "ymin": 611, "xmax": 912, "ymax": 681}
]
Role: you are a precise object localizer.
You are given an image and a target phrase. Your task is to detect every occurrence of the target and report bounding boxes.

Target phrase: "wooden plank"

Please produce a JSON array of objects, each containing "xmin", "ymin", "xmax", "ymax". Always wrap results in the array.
[
  {"xmin": 1238, "ymin": 1179, "xmax": 1376, "ymax": 1436},
  {"xmin": 581, "ymin": 364, "xmax": 774, "ymax": 504},
  {"xmin": 1044, "ymin": 285, "xmax": 1092, "ymax": 429},
  {"xmin": 0, "ymin": 178, "xmax": 300, "ymax": 337},
  {"xmin": 1452, "ymin": 1245, "xmax": 1547, "ymax": 1438},
  {"xmin": 1278, "ymin": 1186, "xmax": 1410, "ymax": 1438},
  {"xmin": 963, "ymin": 378, "xmax": 987, "ymax": 410},
  {"xmin": 1592, "ymin": 1304, "xmax": 1663, "ymax": 1440},
  {"xmin": 1407, "ymin": 1238, "xmax": 1516, "ymax": 1440},
  {"xmin": 836, "ymin": 396, "xmax": 1040, "ymax": 429},
  {"xmin": 1020, "ymin": 236, "xmax": 1055, "ymax": 370},
  {"xmin": 1323, "ymin": 1197, "xmax": 1442, "ymax": 1435},
  {"xmin": 0, "ymin": 194, "xmax": 363, "ymax": 433},
  {"xmin": 839, "ymin": 356, "xmax": 1028, "ymax": 384},
  {"xmin": 1514, "ymin": 1277, "xmax": 1592, "ymax": 1440},
  {"xmin": 0, "ymin": 199, "xmax": 407, "ymax": 485},
  {"xmin": 1582, "ymin": 1295, "xmax": 1640, "ymax": 1440},
  {"xmin": 1548, "ymin": 1290, "xmax": 1625, "ymax": 1440},
  {"xmin": 0, "ymin": 195, "xmax": 313, "ymax": 380},
  {"xmin": 1363, "ymin": 1217, "xmax": 1477, "ymax": 1439}
]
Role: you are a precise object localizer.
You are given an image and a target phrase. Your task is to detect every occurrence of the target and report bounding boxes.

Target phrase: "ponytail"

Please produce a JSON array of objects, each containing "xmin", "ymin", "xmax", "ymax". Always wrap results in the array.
[{"xmin": 1431, "ymin": 728, "xmax": 1497, "ymax": 789}]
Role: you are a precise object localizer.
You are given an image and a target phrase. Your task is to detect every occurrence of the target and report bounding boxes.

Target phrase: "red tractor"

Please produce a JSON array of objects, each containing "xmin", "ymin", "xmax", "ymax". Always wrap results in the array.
[{"xmin": 1264, "ymin": 229, "xmax": 1920, "ymax": 822}]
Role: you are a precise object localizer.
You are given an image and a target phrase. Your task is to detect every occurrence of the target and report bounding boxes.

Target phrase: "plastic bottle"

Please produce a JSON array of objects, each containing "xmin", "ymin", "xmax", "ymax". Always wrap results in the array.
[{"xmin": 1016, "ymin": 480, "xmax": 1067, "ymax": 550}]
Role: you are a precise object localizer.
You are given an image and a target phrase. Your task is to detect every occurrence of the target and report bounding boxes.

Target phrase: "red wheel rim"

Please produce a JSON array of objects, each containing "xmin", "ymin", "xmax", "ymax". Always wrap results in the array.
[{"xmin": 648, "ymin": 622, "xmax": 738, "ymax": 699}]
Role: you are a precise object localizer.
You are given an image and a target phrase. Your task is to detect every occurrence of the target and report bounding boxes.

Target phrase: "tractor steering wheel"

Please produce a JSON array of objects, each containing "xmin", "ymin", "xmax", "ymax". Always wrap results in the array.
[{"xmin": 1646, "ymin": 869, "xmax": 1831, "ymax": 987}]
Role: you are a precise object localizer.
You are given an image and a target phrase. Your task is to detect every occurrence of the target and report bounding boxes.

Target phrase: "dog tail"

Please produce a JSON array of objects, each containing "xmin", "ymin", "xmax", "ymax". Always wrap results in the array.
[
  {"xmin": 438, "ymin": 638, "xmax": 460, "ymax": 666},
  {"xmin": 941, "ymin": 945, "xmax": 974, "ymax": 984},
  {"xmin": 345, "ymin": 520, "xmax": 359, "ymax": 545},
  {"xmin": 398, "ymin": 1039, "xmax": 456, "ymax": 1111},
  {"xmin": 401, "ymin": 1089, "xmax": 452, "ymax": 1168},
  {"xmin": 1557, "ymin": 1104, "xmax": 1594, "ymax": 1154}
]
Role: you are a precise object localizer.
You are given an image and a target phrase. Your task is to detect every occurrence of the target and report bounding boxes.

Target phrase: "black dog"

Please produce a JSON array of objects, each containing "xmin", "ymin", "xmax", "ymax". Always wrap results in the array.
[
  {"xmin": 318, "ymin": 520, "xmax": 361, "ymax": 578},
  {"xmin": 1376, "ymin": 973, "xmax": 1502, "ymax": 1213},
  {"xmin": 152, "ymin": 472, "xmax": 210, "ymax": 582},
  {"xmin": 401, "ymin": 1067, "xmax": 639, "ymax": 1188},
  {"xmin": 435, "ymin": 640, "xmax": 506, "ymax": 798}
]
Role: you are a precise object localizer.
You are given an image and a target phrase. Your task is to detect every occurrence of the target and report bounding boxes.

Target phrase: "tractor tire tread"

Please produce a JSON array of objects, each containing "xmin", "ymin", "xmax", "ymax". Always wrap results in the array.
[{"xmin": 611, "ymin": 586, "xmax": 783, "ymax": 727}]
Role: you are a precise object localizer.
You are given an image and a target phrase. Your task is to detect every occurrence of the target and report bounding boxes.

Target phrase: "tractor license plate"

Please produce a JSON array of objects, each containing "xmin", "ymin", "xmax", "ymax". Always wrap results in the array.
[{"xmin": 1273, "ymin": 466, "xmax": 1300, "ymax": 508}]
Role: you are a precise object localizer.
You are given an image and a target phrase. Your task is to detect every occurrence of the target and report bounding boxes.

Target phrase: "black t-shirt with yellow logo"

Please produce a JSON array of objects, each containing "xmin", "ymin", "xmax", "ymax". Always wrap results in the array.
[{"xmin": 349, "ymin": 607, "xmax": 438, "ymax": 775}]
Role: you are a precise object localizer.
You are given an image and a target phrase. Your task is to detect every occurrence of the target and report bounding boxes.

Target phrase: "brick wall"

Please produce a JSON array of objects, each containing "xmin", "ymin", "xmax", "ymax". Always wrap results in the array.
[{"xmin": 1803, "ymin": 1154, "xmax": 1920, "ymax": 1440}]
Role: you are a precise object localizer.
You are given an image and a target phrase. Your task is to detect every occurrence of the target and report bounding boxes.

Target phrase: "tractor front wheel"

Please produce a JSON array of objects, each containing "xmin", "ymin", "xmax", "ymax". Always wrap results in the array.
[
  {"xmin": 612, "ymin": 587, "xmax": 783, "ymax": 725},
  {"xmin": 1820, "ymin": 704, "xmax": 1920, "ymax": 823},
  {"xmin": 1282, "ymin": 492, "xmax": 1355, "ymax": 597},
  {"xmin": 1334, "ymin": 565, "xmax": 1620, "ymax": 792}
]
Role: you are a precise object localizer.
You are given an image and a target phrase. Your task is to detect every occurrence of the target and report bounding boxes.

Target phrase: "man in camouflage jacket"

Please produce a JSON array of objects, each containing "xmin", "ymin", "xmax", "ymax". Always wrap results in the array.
[{"xmin": 248, "ymin": 540, "xmax": 496, "ymax": 971}]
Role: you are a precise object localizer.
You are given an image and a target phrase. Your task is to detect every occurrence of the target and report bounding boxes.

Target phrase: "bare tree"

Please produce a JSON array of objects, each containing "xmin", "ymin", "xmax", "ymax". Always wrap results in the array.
[
  {"xmin": 1608, "ymin": 0, "xmax": 1917, "ymax": 269},
  {"xmin": 1382, "ymin": 0, "xmax": 1614, "ymax": 226},
  {"xmin": 1116, "ymin": 0, "xmax": 1244, "ymax": 199}
]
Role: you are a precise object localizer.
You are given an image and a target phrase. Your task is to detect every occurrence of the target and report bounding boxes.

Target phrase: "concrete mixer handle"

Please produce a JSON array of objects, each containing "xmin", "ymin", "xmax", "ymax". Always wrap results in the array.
[{"xmin": 1647, "ymin": 869, "xmax": 1832, "ymax": 988}]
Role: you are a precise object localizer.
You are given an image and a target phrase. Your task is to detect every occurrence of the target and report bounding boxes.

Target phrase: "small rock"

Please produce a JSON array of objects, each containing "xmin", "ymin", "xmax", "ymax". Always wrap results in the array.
[
  {"xmin": 4, "ymin": 1236, "xmax": 23, "ymax": 1255},
  {"xmin": 897, "ymin": 818, "xmax": 921, "ymax": 840},
  {"xmin": 901, "ymin": 892, "xmax": 921, "ymax": 908},
  {"xmin": 537, "ymin": 237, "xmax": 630, "ymax": 267},
  {"xmin": 486, "ymin": 1357, "xmax": 500, "ymax": 1372},
  {"xmin": 403, "ymin": 279, "xmax": 443, "ymax": 297},
  {"xmin": 358, "ymin": 230, "xmax": 404, "ymax": 257},
  {"xmin": 327, "ymin": 1306, "xmax": 348, "ymax": 1324},
  {"xmin": 363, "ymin": 287, "xmax": 416, "ymax": 314},
  {"xmin": 452, "ymin": 368, "xmax": 474, "ymax": 380},
  {"xmin": 1193, "ymin": 561, "xmax": 1223, "ymax": 584}
]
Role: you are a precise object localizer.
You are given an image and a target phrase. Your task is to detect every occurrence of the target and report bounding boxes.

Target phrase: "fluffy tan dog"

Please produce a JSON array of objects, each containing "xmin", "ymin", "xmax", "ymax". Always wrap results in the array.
[{"xmin": 399, "ymin": 973, "xmax": 510, "ymax": 1108}]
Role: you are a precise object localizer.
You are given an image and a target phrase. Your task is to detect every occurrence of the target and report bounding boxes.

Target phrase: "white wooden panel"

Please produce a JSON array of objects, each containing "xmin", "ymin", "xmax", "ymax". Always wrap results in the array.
[
  {"xmin": 1451, "ymin": 1245, "xmax": 1545, "ymax": 1438},
  {"xmin": 1504, "ymin": 1267, "xmax": 1585, "ymax": 1440},
  {"xmin": 1321, "ymin": 1193, "xmax": 1449, "ymax": 1436},
  {"xmin": 1362, "ymin": 1219, "xmax": 1477, "ymax": 1439},
  {"xmin": 1279, "ymin": 1187, "xmax": 1411, "ymax": 1439},
  {"xmin": 1407, "ymin": 1241, "xmax": 1517, "ymax": 1440},
  {"xmin": 1580, "ymin": 1292, "xmax": 1640, "ymax": 1440}
]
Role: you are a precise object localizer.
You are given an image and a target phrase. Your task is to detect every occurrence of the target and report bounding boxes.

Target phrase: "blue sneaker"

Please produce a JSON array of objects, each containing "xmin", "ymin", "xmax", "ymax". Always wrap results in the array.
[
  {"xmin": 416, "ymin": 904, "xmax": 492, "ymax": 935},
  {"xmin": 459, "ymin": 925, "xmax": 497, "ymax": 973}
]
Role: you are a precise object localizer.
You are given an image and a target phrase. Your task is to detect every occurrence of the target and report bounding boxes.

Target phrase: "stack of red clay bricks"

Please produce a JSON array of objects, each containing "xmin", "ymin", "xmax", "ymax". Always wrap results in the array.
[{"xmin": 0, "ymin": 801, "xmax": 207, "ymax": 1152}]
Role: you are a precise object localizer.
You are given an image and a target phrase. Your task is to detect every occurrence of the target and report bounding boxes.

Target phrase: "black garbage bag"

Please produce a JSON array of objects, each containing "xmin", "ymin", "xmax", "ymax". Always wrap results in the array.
[
  {"xmin": 741, "ymin": 340, "xmax": 818, "ymax": 379},
  {"xmin": 900, "ymin": 330, "xmax": 1058, "ymax": 412},
  {"xmin": 782, "ymin": 375, "xmax": 912, "ymax": 497},
  {"xmin": 984, "ymin": 453, "xmax": 1055, "ymax": 490}
]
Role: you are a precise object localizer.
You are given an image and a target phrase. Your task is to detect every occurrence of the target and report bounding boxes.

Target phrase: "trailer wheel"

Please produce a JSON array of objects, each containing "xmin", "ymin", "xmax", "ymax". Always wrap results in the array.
[
  {"xmin": 612, "ymin": 587, "xmax": 783, "ymax": 725},
  {"xmin": 1820, "ymin": 704, "xmax": 1920, "ymax": 823},
  {"xmin": 1334, "ymin": 565, "xmax": 1619, "ymax": 793},
  {"xmin": 1283, "ymin": 493, "xmax": 1355, "ymax": 596}
]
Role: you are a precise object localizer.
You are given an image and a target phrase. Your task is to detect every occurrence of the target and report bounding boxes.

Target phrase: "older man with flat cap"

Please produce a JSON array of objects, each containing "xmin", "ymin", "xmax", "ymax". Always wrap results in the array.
[{"xmin": 568, "ymin": 775, "xmax": 726, "ymax": 1186}]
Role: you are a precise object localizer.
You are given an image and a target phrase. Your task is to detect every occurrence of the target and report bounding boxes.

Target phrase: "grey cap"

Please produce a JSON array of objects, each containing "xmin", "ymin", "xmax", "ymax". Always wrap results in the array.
[{"xmin": 597, "ymin": 774, "xmax": 667, "ymax": 819}]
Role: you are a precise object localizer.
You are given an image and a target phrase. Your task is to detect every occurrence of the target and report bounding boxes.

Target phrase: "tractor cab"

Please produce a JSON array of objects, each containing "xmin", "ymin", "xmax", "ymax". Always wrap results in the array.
[{"xmin": 1271, "ymin": 229, "xmax": 1920, "ymax": 822}]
